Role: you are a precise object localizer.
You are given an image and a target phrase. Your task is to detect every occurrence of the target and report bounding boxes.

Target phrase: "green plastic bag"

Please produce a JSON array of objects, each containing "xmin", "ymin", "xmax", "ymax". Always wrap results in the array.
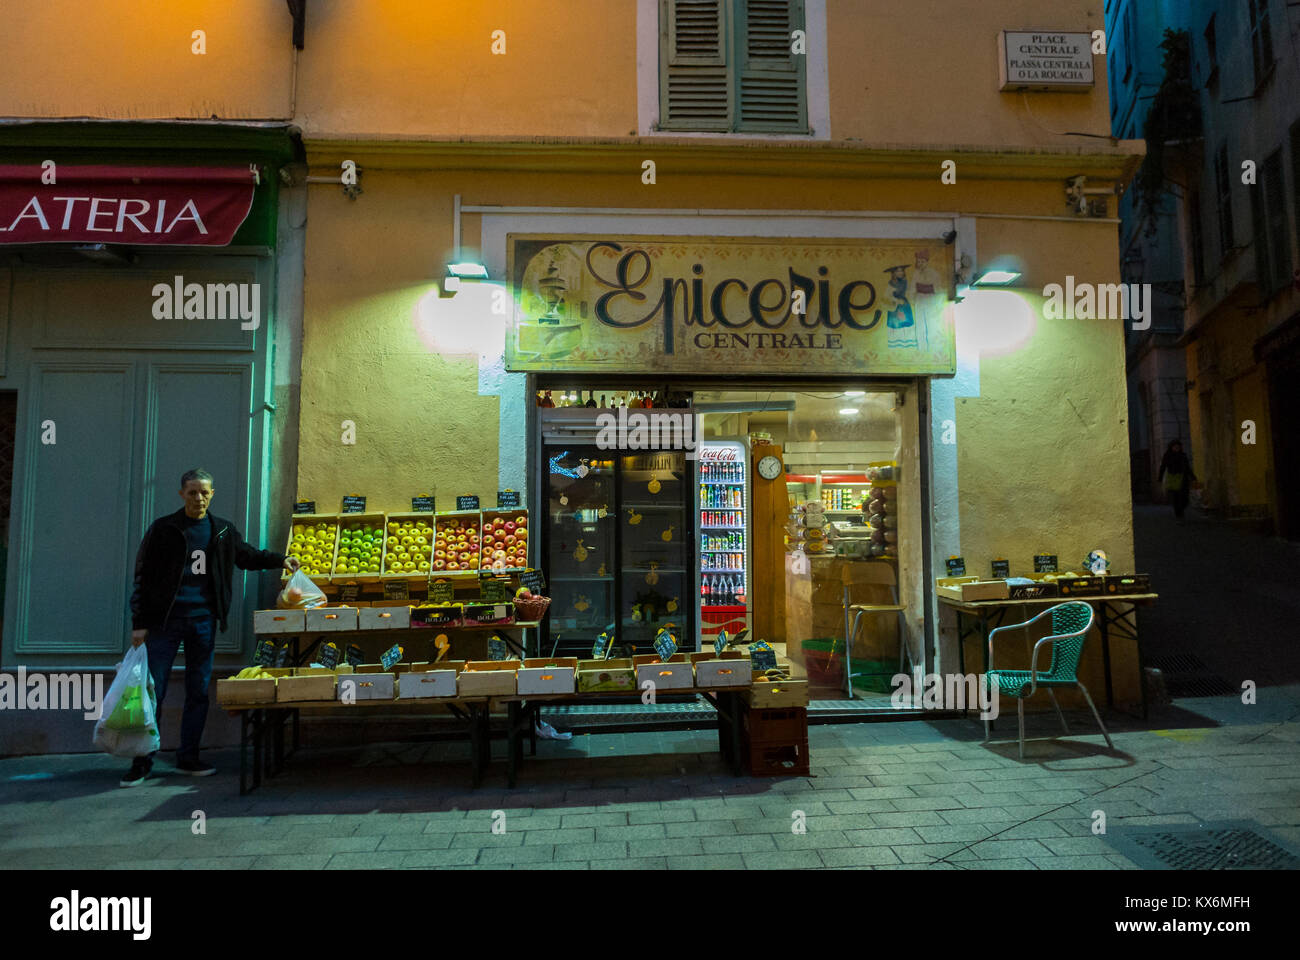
[{"xmin": 93, "ymin": 644, "xmax": 160, "ymax": 757}]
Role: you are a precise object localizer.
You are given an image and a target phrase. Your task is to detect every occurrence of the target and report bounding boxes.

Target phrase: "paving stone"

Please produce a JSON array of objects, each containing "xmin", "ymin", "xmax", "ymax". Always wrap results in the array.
[
  {"xmin": 554, "ymin": 842, "xmax": 628, "ymax": 862},
  {"xmin": 970, "ymin": 839, "xmax": 1053, "ymax": 859},
  {"xmin": 816, "ymin": 846, "xmax": 902, "ymax": 867},
  {"xmin": 559, "ymin": 812, "xmax": 628, "ymax": 828},
  {"xmin": 665, "ymin": 820, "xmax": 738, "ymax": 838},
  {"xmin": 398, "ymin": 848, "xmax": 480, "ymax": 867},
  {"xmin": 1029, "ymin": 855, "xmax": 1118, "ymax": 870},
  {"xmin": 450, "ymin": 831, "xmax": 523, "ymax": 848},
  {"xmin": 375, "ymin": 833, "xmax": 457, "ymax": 851},
  {"xmin": 741, "ymin": 850, "xmax": 826, "ymax": 869},
  {"xmin": 627, "ymin": 808, "xmax": 697, "ymax": 824},
  {"xmin": 867, "ymin": 810, "xmax": 949, "ymax": 828},
  {"xmin": 477, "ymin": 845, "xmax": 556, "ymax": 865},
  {"xmin": 178, "ymin": 857, "xmax": 258, "ymax": 869},
  {"xmin": 627, "ymin": 838, "xmax": 706, "ymax": 858},
  {"xmin": 667, "ymin": 854, "xmax": 745, "ymax": 869},
  {"xmin": 598, "ymin": 857, "xmax": 669, "ymax": 869},
  {"xmin": 249, "ymin": 854, "xmax": 333, "ymax": 869},
  {"xmin": 842, "ymin": 827, "xmax": 925, "ymax": 846},
  {"xmin": 772, "ymin": 830, "xmax": 852, "ymax": 850},
  {"xmin": 323, "ymin": 851, "xmax": 407, "ymax": 869},
  {"xmin": 303, "ymin": 835, "xmax": 384, "ymax": 854},
  {"xmin": 914, "ymin": 824, "xmax": 995, "ymax": 843},
  {"xmin": 892, "ymin": 843, "xmax": 978, "ymax": 864},
  {"xmin": 701, "ymin": 834, "xmax": 778, "ymax": 854},
  {"xmin": 845, "ymin": 785, "xmax": 918, "ymax": 800},
  {"xmin": 594, "ymin": 824, "xmax": 668, "ymax": 842},
  {"xmin": 1037, "ymin": 836, "xmax": 1119, "ymax": 856},
  {"xmin": 957, "ymin": 857, "xmax": 1040, "ymax": 870}
]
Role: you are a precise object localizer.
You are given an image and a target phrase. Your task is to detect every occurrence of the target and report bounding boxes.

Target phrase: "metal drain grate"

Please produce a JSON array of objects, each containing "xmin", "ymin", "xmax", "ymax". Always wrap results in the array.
[
  {"xmin": 1108, "ymin": 823, "xmax": 1300, "ymax": 870},
  {"xmin": 1145, "ymin": 654, "xmax": 1235, "ymax": 698}
]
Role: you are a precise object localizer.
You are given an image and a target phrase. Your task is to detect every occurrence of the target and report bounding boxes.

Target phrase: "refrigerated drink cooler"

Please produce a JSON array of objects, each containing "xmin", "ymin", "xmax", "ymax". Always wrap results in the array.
[{"xmin": 695, "ymin": 439, "xmax": 751, "ymax": 648}]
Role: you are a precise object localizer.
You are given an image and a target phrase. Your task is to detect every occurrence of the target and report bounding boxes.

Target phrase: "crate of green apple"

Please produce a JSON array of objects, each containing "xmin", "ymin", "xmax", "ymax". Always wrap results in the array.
[
  {"xmin": 481, "ymin": 510, "xmax": 528, "ymax": 572},
  {"xmin": 333, "ymin": 513, "xmax": 387, "ymax": 580},
  {"xmin": 432, "ymin": 511, "xmax": 482, "ymax": 574}
]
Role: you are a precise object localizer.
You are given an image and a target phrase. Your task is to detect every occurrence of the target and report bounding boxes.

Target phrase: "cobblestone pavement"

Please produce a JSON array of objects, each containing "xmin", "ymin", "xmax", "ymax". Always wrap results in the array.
[{"xmin": 3, "ymin": 687, "xmax": 1297, "ymax": 870}]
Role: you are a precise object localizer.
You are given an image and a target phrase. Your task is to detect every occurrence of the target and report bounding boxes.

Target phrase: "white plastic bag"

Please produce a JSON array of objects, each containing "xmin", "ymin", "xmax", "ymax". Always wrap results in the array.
[
  {"xmin": 277, "ymin": 569, "xmax": 327, "ymax": 609},
  {"xmin": 93, "ymin": 644, "xmax": 161, "ymax": 758}
]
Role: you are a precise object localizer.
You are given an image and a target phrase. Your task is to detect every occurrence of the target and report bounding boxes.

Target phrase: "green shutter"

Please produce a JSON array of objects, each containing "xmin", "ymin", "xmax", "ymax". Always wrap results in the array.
[
  {"xmin": 735, "ymin": 0, "xmax": 807, "ymax": 132},
  {"xmin": 660, "ymin": 0, "xmax": 731, "ymax": 131}
]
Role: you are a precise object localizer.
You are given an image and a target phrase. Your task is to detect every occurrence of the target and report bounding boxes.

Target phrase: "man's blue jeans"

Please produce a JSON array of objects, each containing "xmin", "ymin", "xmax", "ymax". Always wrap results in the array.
[{"xmin": 145, "ymin": 616, "xmax": 217, "ymax": 764}]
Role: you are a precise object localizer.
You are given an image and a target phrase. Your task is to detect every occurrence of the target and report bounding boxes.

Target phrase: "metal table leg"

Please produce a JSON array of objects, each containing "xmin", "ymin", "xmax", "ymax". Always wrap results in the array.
[
  {"xmin": 507, "ymin": 701, "xmax": 519, "ymax": 789},
  {"xmin": 252, "ymin": 709, "xmax": 264, "ymax": 791},
  {"xmin": 1097, "ymin": 602, "xmax": 1114, "ymax": 708},
  {"xmin": 728, "ymin": 693, "xmax": 744, "ymax": 777},
  {"xmin": 240, "ymin": 710, "xmax": 251, "ymax": 796}
]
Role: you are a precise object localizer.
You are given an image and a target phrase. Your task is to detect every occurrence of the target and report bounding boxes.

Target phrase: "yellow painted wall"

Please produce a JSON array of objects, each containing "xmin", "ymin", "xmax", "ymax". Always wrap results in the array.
[
  {"xmin": 1232, "ymin": 371, "xmax": 1270, "ymax": 505},
  {"xmin": 0, "ymin": 0, "xmax": 290, "ymax": 119}
]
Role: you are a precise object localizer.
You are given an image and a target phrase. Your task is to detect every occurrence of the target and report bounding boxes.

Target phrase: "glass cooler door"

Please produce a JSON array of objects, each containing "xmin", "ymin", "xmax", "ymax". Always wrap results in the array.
[
  {"xmin": 618, "ymin": 450, "xmax": 692, "ymax": 653},
  {"xmin": 543, "ymin": 448, "xmax": 616, "ymax": 655}
]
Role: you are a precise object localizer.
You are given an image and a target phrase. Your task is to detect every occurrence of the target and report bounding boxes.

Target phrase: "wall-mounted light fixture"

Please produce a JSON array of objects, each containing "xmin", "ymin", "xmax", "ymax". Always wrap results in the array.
[{"xmin": 443, "ymin": 261, "xmax": 490, "ymax": 294}]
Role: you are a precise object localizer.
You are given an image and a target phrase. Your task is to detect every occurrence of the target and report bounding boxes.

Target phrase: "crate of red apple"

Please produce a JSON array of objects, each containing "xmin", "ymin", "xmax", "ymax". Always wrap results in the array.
[
  {"xmin": 481, "ymin": 510, "xmax": 528, "ymax": 571},
  {"xmin": 432, "ymin": 512, "xmax": 482, "ymax": 573}
]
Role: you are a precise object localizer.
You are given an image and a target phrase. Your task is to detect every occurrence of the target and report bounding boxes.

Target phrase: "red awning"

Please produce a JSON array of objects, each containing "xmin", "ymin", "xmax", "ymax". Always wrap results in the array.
[{"xmin": 0, "ymin": 165, "xmax": 258, "ymax": 246}]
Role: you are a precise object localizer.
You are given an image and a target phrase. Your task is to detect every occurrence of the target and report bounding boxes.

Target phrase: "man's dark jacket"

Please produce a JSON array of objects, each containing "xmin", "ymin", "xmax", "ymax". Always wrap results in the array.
[{"xmin": 130, "ymin": 508, "xmax": 285, "ymax": 633}]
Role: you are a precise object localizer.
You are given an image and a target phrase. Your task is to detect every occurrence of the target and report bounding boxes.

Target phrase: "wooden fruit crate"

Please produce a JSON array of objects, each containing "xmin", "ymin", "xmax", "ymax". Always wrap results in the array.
[
  {"xmin": 1103, "ymin": 573, "xmax": 1151, "ymax": 595},
  {"xmin": 382, "ymin": 513, "xmax": 436, "ymax": 579},
  {"xmin": 633, "ymin": 653, "xmax": 694, "ymax": 690},
  {"xmin": 742, "ymin": 679, "xmax": 809, "ymax": 708},
  {"xmin": 458, "ymin": 660, "xmax": 520, "ymax": 696},
  {"xmin": 1006, "ymin": 575, "xmax": 1059, "ymax": 601},
  {"xmin": 690, "ymin": 651, "xmax": 752, "ymax": 688},
  {"xmin": 935, "ymin": 576, "xmax": 1010, "ymax": 602},
  {"xmin": 283, "ymin": 513, "xmax": 340, "ymax": 584},
  {"xmin": 1056, "ymin": 576, "xmax": 1106, "ymax": 598},
  {"xmin": 333, "ymin": 513, "xmax": 387, "ymax": 581},
  {"xmin": 433, "ymin": 511, "xmax": 482, "ymax": 575},
  {"xmin": 576, "ymin": 658, "xmax": 636, "ymax": 693},
  {"xmin": 480, "ymin": 509, "xmax": 529, "ymax": 573},
  {"xmin": 216, "ymin": 676, "xmax": 277, "ymax": 706},
  {"xmin": 517, "ymin": 657, "xmax": 578, "ymax": 695}
]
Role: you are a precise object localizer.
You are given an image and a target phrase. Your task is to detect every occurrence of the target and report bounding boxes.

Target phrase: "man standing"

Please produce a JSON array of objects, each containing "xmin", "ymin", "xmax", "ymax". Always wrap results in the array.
[
  {"xmin": 1157, "ymin": 439, "xmax": 1197, "ymax": 522},
  {"xmin": 122, "ymin": 468, "xmax": 297, "ymax": 786}
]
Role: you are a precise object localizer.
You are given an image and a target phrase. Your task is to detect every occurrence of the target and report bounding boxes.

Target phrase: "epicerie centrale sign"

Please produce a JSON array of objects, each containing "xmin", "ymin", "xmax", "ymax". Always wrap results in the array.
[
  {"xmin": 505, "ymin": 236, "xmax": 957, "ymax": 376},
  {"xmin": 998, "ymin": 31, "xmax": 1095, "ymax": 92}
]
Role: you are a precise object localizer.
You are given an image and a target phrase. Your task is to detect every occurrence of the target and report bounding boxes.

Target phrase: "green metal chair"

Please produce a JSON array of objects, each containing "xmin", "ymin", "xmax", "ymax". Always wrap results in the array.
[{"xmin": 984, "ymin": 600, "xmax": 1113, "ymax": 759}]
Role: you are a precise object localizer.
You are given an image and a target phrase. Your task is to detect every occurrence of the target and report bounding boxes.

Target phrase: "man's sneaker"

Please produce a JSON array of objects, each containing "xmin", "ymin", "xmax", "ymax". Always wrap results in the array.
[
  {"xmin": 119, "ymin": 757, "xmax": 152, "ymax": 787},
  {"xmin": 175, "ymin": 759, "xmax": 216, "ymax": 777}
]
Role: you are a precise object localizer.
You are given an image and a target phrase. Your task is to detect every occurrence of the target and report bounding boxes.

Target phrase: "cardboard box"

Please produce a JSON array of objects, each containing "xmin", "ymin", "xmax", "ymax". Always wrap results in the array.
[
  {"xmin": 576, "ymin": 658, "xmax": 636, "ymax": 693},
  {"xmin": 743, "ymin": 679, "xmax": 809, "ymax": 708},
  {"xmin": 359, "ymin": 606, "xmax": 411, "ymax": 630},
  {"xmin": 517, "ymin": 657, "xmax": 578, "ymax": 695},
  {"xmin": 462, "ymin": 602, "xmax": 515, "ymax": 626},
  {"xmin": 398, "ymin": 663, "xmax": 461, "ymax": 699},
  {"xmin": 338, "ymin": 672, "xmax": 395, "ymax": 701},
  {"xmin": 1103, "ymin": 573, "xmax": 1151, "ymax": 595},
  {"xmin": 410, "ymin": 604, "xmax": 463, "ymax": 629},
  {"xmin": 305, "ymin": 606, "xmax": 359, "ymax": 632},
  {"xmin": 935, "ymin": 577, "xmax": 1010, "ymax": 602},
  {"xmin": 690, "ymin": 651, "xmax": 753, "ymax": 687},
  {"xmin": 216, "ymin": 676, "xmax": 277, "ymax": 705},
  {"xmin": 458, "ymin": 660, "xmax": 520, "ymax": 696},
  {"xmin": 253, "ymin": 609, "xmax": 305, "ymax": 634},
  {"xmin": 633, "ymin": 653, "xmax": 694, "ymax": 690},
  {"xmin": 1007, "ymin": 574, "xmax": 1060, "ymax": 600},
  {"xmin": 1056, "ymin": 576, "xmax": 1105, "ymax": 598}
]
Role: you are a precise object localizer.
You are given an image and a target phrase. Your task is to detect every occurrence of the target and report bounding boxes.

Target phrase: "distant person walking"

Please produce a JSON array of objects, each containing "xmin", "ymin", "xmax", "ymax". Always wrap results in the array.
[
  {"xmin": 1158, "ymin": 440, "xmax": 1196, "ymax": 521},
  {"xmin": 122, "ymin": 468, "xmax": 297, "ymax": 786}
]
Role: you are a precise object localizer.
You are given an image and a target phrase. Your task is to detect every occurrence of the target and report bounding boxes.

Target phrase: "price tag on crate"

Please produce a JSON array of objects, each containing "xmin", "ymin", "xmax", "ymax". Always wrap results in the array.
[
  {"xmin": 496, "ymin": 489, "xmax": 522, "ymax": 508},
  {"xmin": 749, "ymin": 640, "xmax": 777, "ymax": 672},
  {"xmin": 317, "ymin": 640, "xmax": 340, "ymax": 670},
  {"xmin": 520, "ymin": 568, "xmax": 546, "ymax": 594},
  {"xmin": 592, "ymin": 631, "xmax": 613, "ymax": 660},
  {"xmin": 945, "ymin": 556, "xmax": 966, "ymax": 576},
  {"xmin": 429, "ymin": 580, "xmax": 455, "ymax": 604},
  {"xmin": 456, "ymin": 495, "xmax": 480, "ymax": 510},
  {"xmin": 345, "ymin": 644, "xmax": 365, "ymax": 668},
  {"xmin": 1033, "ymin": 554, "xmax": 1058, "ymax": 573},
  {"xmin": 338, "ymin": 582, "xmax": 361, "ymax": 603},
  {"xmin": 383, "ymin": 580, "xmax": 410, "ymax": 603},
  {"xmin": 411, "ymin": 495, "xmax": 436, "ymax": 512},
  {"xmin": 480, "ymin": 577, "xmax": 510, "ymax": 604},
  {"xmin": 380, "ymin": 644, "xmax": 404, "ymax": 671},
  {"xmin": 991, "ymin": 558, "xmax": 1010, "ymax": 578},
  {"xmin": 487, "ymin": 634, "xmax": 510, "ymax": 661},
  {"xmin": 273, "ymin": 642, "xmax": 292, "ymax": 668},
  {"xmin": 293, "ymin": 499, "xmax": 316, "ymax": 515},
  {"xmin": 713, "ymin": 628, "xmax": 729, "ymax": 657},
  {"xmin": 341, "ymin": 495, "xmax": 367, "ymax": 514},
  {"xmin": 253, "ymin": 638, "xmax": 277, "ymax": 667},
  {"xmin": 653, "ymin": 627, "xmax": 678, "ymax": 663}
]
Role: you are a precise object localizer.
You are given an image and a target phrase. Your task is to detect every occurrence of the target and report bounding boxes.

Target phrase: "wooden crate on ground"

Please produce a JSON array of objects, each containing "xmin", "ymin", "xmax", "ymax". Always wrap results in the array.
[{"xmin": 742, "ymin": 679, "xmax": 809, "ymax": 708}]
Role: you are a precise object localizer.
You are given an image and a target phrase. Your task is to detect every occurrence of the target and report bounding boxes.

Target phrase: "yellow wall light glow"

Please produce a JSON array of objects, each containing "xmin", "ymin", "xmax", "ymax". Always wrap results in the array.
[
  {"xmin": 413, "ymin": 282, "xmax": 509, "ymax": 359},
  {"xmin": 954, "ymin": 289, "xmax": 1037, "ymax": 357}
]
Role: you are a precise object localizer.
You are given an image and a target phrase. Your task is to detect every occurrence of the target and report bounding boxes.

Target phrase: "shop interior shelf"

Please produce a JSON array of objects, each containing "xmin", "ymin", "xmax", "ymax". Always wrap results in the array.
[
  {"xmin": 700, "ymin": 525, "xmax": 744, "ymax": 530},
  {"xmin": 701, "ymin": 481, "xmax": 745, "ymax": 486},
  {"xmin": 701, "ymin": 568, "xmax": 745, "ymax": 574}
]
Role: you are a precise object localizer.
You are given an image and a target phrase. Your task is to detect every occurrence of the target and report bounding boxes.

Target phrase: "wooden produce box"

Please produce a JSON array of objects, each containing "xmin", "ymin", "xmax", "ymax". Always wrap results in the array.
[
  {"xmin": 253, "ymin": 609, "xmax": 305, "ymax": 634},
  {"xmin": 1056, "ymin": 576, "xmax": 1106, "ymax": 598},
  {"xmin": 339, "ymin": 671, "xmax": 396, "ymax": 701},
  {"xmin": 1006, "ymin": 575, "xmax": 1059, "ymax": 601},
  {"xmin": 411, "ymin": 603, "xmax": 463, "ymax": 629},
  {"xmin": 463, "ymin": 602, "xmax": 515, "ymax": 626},
  {"xmin": 458, "ymin": 660, "xmax": 520, "ymax": 696},
  {"xmin": 1103, "ymin": 573, "xmax": 1151, "ymax": 595},
  {"xmin": 633, "ymin": 653, "xmax": 694, "ymax": 691},
  {"xmin": 305, "ymin": 606, "xmax": 359, "ymax": 632},
  {"xmin": 275, "ymin": 667, "xmax": 344, "ymax": 703},
  {"xmin": 382, "ymin": 513, "xmax": 435, "ymax": 578},
  {"xmin": 398, "ymin": 661, "xmax": 463, "ymax": 699},
  {"xmin": 690, "ymin": 650, "xmax": 753, "ymax": 687},
  {"xmin": 480, "ymin": 509, "xmax": 529, "ymax": 573},
  {"xmin": 517, "ymin": 657, "xmax": 578, "ymax": 695},
  {"xmin": 576, "ymin": 658, "xmax": 636, "ymax": 693},
  {"xmin": 935, "ymin": 576, "xmax": 1010, "ymax": 602},
  {"xmin": 433, "ymin": 511, "xmax": 481, "ymax": 575},
  {"xmin": 216, "ymin": 676, "xmax": 277, "ymax": 706},
  {"xmin": 283, "ymin": 513, "xmax": 339, "ymax": 583},
  {"xmin": 359, "ymin": 606, "xmax": 411, "ymax": 630},
  {"xmin": 333, "ymin": 513, "xmax": 387, "ymax": 581},
  {"xmin": 743, "ymin": 678, "xmax": 809, "ymax": 708}
]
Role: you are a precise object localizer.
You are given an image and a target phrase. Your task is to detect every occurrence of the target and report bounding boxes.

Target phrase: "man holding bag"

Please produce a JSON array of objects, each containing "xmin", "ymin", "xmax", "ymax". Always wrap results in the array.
[{"xmin": 121, "ymin": 468, "xmax": 298, "ymax": 787}]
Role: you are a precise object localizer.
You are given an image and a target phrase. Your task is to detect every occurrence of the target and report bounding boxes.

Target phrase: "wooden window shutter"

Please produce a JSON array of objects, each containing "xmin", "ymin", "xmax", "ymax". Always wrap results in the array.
[
  {"xmin": 735, "ymin": 0, "xmax": 807, "ymax": 132},
  {"xmin": 661, "ymin": 0, "xmax": 731, "ymax": 131}
]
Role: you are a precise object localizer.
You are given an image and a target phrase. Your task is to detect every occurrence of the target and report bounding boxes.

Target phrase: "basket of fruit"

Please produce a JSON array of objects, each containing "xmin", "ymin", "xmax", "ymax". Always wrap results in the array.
[{"xmin": 512, "ymin": 586, "xmax": 551, "ymax": 622}]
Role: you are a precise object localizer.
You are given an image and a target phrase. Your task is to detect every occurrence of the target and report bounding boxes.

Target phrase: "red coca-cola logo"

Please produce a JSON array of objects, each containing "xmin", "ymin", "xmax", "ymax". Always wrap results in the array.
[{"xmin": 701, "ymin": 448, "xmax": 739, "ymax": 462}]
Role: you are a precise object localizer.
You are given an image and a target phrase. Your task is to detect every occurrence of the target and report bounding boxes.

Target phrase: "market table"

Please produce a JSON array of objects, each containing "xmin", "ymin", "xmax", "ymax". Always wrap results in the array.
[
  {"xmin": 940, "ymin": 591, "xmax": 1158, "ymax": 721},
  {"xmin": 225, "ymin": 695, "xmax": 492, "ymax": 795},
  {"xmin": 492, "ymin": 687, "xmax": 751, "ymax": 788}
]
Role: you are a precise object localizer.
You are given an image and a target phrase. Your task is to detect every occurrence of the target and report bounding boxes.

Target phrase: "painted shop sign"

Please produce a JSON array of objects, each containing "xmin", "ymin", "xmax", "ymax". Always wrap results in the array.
[
  {"xmin": 506, "ymin": 236, "xmax": 956, "ymax": 375},
  {"xmin": 998, "ymin": 31, "xmax": 1095, "ymax": 92}
]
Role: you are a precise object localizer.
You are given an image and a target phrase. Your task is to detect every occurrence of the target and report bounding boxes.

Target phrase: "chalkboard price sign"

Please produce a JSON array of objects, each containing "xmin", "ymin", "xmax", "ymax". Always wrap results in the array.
[
  {"xmin": 429, "ymin": 580, "xmax": 456, "ymax": 604},
  {"xmin": 338, "ymin": 583, "xmax": 361, "ymax": 603},
  {"xmin": 317, "ymin": 641, "xmax": 340, "ymax": 670},
  {"xmin": 497, "ymin": 489, "xmax": 522, "ymax": 508},
  {"xmin": 456, "ymin": 495, "xmax": 480, "ymax": 511},
  {"xmin": 487, "ymin": 634, "xmax": 510, "ymax": 661},
  {"xmin": 653, "ymin": 628, "xmax": 678, "ymax": 663},
  {"xmin": 991, "ymin": 559, "xmax": 1011, "ymax": 578},
  {"xmin": 345, "ymin": 644, "xmax": 365, "ymax": 668},
  {"xmin": 253, "ymin": 638, "xmax": 277, "ymax": 667},
  {"xmin": 519, "ymin": 569, "xmax": 547, "ymax": 594},
  {"xmin": 749, "ymin": 641, "xmax": 778, "ymax": 672},
  {"xmin": 273, "ymin": 642, "xmax": 292, "ymax": 668},
  {"xmin": 342, "ymin": 495, "xmax": 367, "ymax": 514},
  {"xmin": 1033, "ymin": 554, "xmax": 1059, "ymax": 573},
  {"xmin": 592, "ymin": 631, "xmax": 613, "ymax": 660},
  {"xmin": 411, "ymin": 495, "xmax": 436, "ymax": 512},
  {"xmin": 293, "ymin": 500, "xmax": 317, "ymax": 515},
  {"xmin": 380, "ymin": 644, "xmax": 404, "ymax": 670},
  {"xmin": 945, "ymin": 556, "xmax": 966, "ymax": 577},
  {"xmin": 714, "ymin": 628, "xmax": 729, "ymax": 657},
  {"xmin": 480, "ymin": 577, "xmax": 509, "ymax": 604},
  {"xmin": 383, "ymin": 580, "xmax": 410, "ymax": 602}
]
